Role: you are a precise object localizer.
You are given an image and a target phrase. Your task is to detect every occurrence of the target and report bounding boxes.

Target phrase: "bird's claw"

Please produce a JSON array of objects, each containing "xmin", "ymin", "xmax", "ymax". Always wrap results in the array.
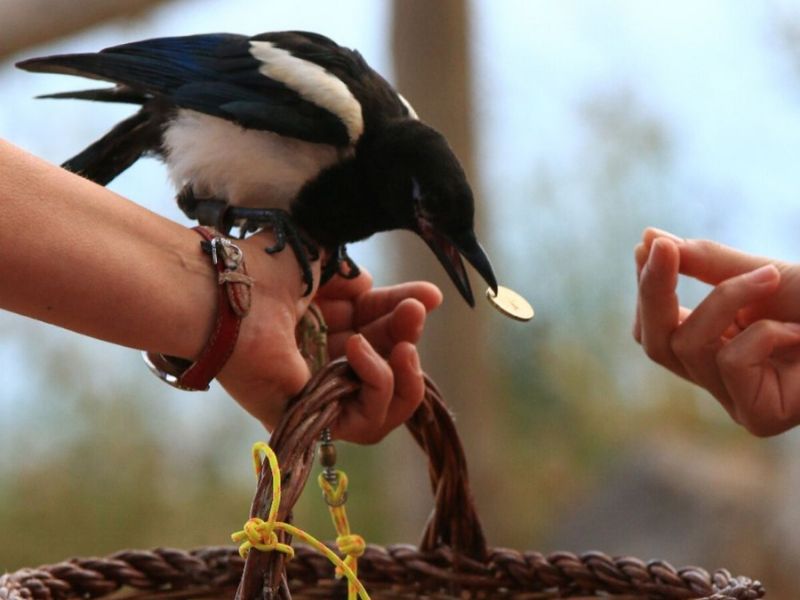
[
  {"xmin": 230, "ymin": 207, "xmax": 318, "ymax": 296},
  {"xmin": 320, "ymin": 245, "xmax": 361, "ymax": 285},
  {"xmin": 176, "ymin": 188, "xmax": 318, "ymax": 296},
  {"xmin": 264, "ymin": 222, "xmax": 287, "ymax": 254},
  {"xmin": 177, "ymin": 187, "xmax": 233, "ymax": 231}
]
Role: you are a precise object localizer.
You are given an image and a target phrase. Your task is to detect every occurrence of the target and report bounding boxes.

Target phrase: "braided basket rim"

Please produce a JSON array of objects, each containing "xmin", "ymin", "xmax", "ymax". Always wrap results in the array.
[
  {"xmin": 0, "ymin": 361, "xmax": 767, "ymax": 600},
  {"xmin": 0, "ymin": 544, "xmax": 766, "ymax": 600}
]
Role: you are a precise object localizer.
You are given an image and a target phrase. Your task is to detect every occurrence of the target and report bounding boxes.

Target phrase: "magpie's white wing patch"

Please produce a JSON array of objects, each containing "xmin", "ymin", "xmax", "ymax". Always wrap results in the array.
[
  {"xmin": 163, "ymin": 110, "xmax": 344, "ymax": 208},
  {"xmin": 249, "ymin": 41, "xmax": 364, "ymax": 144}
]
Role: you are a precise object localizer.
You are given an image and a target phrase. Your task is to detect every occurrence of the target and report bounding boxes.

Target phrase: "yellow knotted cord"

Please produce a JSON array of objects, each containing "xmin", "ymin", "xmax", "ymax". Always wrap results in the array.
[
  {"xmin": 231, "ymin": 442, "xmax": 370, "ymax": 600},
  {"xmin": 318, "ymin": 470, "xmax": 366, "ymax": 600}
]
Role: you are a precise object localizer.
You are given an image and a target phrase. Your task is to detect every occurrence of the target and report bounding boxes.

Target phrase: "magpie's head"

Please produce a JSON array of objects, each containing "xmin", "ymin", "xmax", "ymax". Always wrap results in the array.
[{"xmin": 364, "ymin": 120, "xmax": 498, "ymax": 306}]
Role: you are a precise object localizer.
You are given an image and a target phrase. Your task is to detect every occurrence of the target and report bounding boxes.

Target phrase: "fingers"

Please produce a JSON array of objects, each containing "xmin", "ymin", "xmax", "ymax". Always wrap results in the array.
[
  {"xmin": 317, "ymin": 280, "xmax": 441, "ymax": 335},
  {"xmin": 634, "ymin": 241, "xmax": 690, "ymax": 342},
  {"xmin": 333, "ymin": 335, "xmax": 423, "ymax": 444},
  {"xmin": 641, "ymin": 227, "xmax": 685, "ymax": 251},
  {"xmin": 316, "ymin": 297, "xmax": 357, "ymax": 334},
  {"xmin": 381, "ymin": 342, "xmax": 424, "ymax": 434},
  {"xmin": 632, "ymin": 242, "xmax": 649, "ymax": 342},
  {"xmin": 637, "ymin": 227, "xmax": 800, "ymax": 437},
  {"xmin": 642, "ymin": 227, "xmax": 797, "ymax": 326},
  {"xmin": 336, "ymin": 334, "xmax": 392, "ymax": 443},
  {"xmin": 327, "ymin": 297, "xmax": 427, "ymax": 360},
  {"xmin": 355, "ymin": 281, "xmax": 443, "ymax": 324},
  {"xmin": 318, "ymin": 280, "xmax": 441, "ymax": 360},
  {"xmin": 358, "ymin": 298, "xmax": 427, "ymax": 354},
  {"xmin": 638, "ymin": 237, "xmax": 687, "ymax": 377},
  {"xmin": 348, "ymin": 283, "xmax": 441, "ymax": 355},
  {"xmin": 677, "ymin": 265, "xmax": 780, "ymax": 344},
  {"xmin": 679, "ymin": 239, "xmax": 775, "ymax": 286},
  {"xmin": 670, "ymin": 264, "xmax": 781, "ymax": 404},
  {"xmin": 642, "ymin": 227, "xmax": 773, "ymax": 285},
  {"xmin": 717, "ymin": 319, "xmax": 800, "ymax": 435},
  {"xmin": 317, "ymin": 269, "xmax": 374, "ymax": 300},
  {"xmin": 315, "ymin": 276, "xmax": 437, "ymax": 444}
]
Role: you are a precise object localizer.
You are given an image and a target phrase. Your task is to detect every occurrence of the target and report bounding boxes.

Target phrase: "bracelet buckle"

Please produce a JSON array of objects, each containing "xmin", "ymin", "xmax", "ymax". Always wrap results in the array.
[{"xmin": 210, "ymin": 237, "xmax": 244, "ymax": 270}]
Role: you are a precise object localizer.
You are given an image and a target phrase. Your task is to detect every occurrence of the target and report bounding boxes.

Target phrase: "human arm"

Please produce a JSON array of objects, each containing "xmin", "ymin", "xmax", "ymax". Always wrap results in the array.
[
  {"xmin": 634, "ymin": 227, "xmax": 800, "ymax": 436},
  {"xmin": 0, "ymin": 138, "xmax": 322, "ymax": 420},
  {"xmin": 0, "ymin": 139, "xmax": 439, "ymax": 442}
]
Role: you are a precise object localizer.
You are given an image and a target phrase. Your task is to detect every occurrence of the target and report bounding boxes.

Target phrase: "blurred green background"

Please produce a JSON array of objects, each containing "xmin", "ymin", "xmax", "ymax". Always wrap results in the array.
[{"xmin": 2, "ymin": 1, "xmax": 800, "ymax": 597}]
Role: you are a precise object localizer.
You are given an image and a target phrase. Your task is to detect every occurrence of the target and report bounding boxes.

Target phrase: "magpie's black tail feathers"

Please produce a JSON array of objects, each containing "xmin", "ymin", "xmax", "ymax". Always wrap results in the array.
[
  {"xmin": 38, "ymin": 86, "xmax": 150, "ymax": 105},
  {"xmin": 63, "ymin": 109, "xmax": 162, "ymax": 186},
  {"xmin": 17, "ymin": 54, "xmax": 164, "ymax": 185},
  {"xmin": 18, "ymin": 53, "xmax": 143, "ymax": 83},
  {"xmin": 16, "ymin": 51, "xmax": 179, "ymax": 97}
]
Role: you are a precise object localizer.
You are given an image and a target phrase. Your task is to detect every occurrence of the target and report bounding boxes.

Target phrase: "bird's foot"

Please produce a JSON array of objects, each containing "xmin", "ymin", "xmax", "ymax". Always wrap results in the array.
[
  {"xmin": 175, "ymin": 187, "xmax": 318, "ymax": 295},
  {"xmin": 227, "ymin": 206, "xmax": 319, "ymax": 296},
  {"xmin": 177, "ymin": 187, "xmax": 233, "ymax": 232},
  {"xmin": 320, "ymin": 245, "xmax": 361, "ymax": 285}
]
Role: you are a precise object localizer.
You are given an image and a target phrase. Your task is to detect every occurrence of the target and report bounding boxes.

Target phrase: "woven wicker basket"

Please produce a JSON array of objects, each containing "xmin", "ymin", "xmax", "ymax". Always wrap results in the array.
[{"xmin": 0, "ymin": 360, "xmax": 765, "ymax": 599}]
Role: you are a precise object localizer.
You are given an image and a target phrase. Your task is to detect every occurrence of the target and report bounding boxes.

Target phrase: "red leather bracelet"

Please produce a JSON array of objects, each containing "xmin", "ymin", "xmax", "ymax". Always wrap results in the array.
[{"xmin": 143, "ymin": 226, "xmax": 253, "ymax": 391}]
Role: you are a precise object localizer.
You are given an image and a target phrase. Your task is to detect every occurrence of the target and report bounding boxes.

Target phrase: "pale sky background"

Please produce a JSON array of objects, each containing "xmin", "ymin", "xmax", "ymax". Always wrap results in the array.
[{"xmin": 2, "ymin": 0, "xmax": 800, "ymax": 442}]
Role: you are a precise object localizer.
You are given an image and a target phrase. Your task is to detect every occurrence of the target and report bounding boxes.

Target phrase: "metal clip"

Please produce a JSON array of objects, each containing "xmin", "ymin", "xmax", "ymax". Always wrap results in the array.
[{"xmin": 209, "ymin": 237, "xmax": 244, "ymax": 270}]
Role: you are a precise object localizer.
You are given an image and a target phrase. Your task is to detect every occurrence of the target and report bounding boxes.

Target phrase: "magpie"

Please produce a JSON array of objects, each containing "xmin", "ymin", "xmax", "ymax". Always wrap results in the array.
[{"xmin": 17, "ymin": 31, "xmax": 498, "ymax": 305}]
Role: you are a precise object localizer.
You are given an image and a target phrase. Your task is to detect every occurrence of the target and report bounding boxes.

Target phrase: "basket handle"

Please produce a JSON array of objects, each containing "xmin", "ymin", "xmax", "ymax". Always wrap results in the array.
[{"xmin": 234, "ymin": 358, "xmax": 487, "ymax": 600}]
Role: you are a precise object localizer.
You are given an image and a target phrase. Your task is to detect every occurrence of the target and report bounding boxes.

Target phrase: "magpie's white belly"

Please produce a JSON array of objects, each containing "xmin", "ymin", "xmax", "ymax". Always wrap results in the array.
[{"xmin": 162, "ymin": 109, "xmax": 346, "ymax": 209}]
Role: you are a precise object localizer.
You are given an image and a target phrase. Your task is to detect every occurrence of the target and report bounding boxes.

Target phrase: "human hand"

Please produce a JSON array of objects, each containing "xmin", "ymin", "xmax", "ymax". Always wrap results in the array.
[
  {"xmin": 215, "ymin": 229, "xmax": 324, "ymax": 431},
  {"xmin": 634, "ymin": 227, "xmax": 800, "ymax": 436},
  {"xmin": 216, "ymin": 237, "xmax": 443, "ymax": 444},
  {"xmin": 314, "ymin": 270, "xmax": 443, "ymax": 443}
]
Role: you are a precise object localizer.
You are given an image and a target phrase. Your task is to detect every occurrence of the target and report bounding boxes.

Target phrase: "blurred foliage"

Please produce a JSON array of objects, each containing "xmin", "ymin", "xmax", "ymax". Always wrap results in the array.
[{"xmin": 0, "ymin": 330, "xmax": 254, "ymax": 571}]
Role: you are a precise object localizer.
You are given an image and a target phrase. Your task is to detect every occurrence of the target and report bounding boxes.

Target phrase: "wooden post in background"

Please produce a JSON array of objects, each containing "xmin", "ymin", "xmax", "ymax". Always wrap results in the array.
[{"xmin": 387, "ymin": 0, "xmax": 503, "ymax": 539}]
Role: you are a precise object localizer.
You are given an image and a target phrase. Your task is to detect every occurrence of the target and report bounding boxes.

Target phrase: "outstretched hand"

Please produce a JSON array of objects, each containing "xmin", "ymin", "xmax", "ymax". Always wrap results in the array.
[{"xmin": 634, "ymin": 227, "xmax": 800, "ymax": 436}]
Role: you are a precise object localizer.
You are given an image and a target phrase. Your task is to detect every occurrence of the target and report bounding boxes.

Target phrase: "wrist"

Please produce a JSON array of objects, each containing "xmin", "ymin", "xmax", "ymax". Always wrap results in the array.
[
  {"xmin": 147, "ymin": 226, "xmax": 321, "ymax": 430},
  {"xmin": 215, "ymin": 231, "xmax": 321, "ymax": 428},
  {"xmin": 145, "ymin": 227, "xmax": 253, "ymax": 391},
  {"xmin": 217, "ymin": 304, "xmax": 309, "ymax": 430}
]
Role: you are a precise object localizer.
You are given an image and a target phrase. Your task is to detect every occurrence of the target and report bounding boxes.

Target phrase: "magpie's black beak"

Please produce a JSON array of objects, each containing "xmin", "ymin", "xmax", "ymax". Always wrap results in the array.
[{"xmin": 418, "ymin": 225, "xmax": 498, "ymax": 307}]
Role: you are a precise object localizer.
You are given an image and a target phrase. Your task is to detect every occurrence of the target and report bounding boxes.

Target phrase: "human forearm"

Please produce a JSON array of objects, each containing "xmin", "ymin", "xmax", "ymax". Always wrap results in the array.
[
  {"xmin": 0, "ymin": 139, "xmax": 215, "ymax": 359},
  {"xmin": 1, "ymin": 139, "xmax": 439, "ymax": 445}
]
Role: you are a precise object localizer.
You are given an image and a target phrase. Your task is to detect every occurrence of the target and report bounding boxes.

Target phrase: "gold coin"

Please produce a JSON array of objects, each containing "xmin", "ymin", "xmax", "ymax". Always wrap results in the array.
[{"xmin": 486, "ymin": 286, "xmax": 534, "ymax": 322}]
